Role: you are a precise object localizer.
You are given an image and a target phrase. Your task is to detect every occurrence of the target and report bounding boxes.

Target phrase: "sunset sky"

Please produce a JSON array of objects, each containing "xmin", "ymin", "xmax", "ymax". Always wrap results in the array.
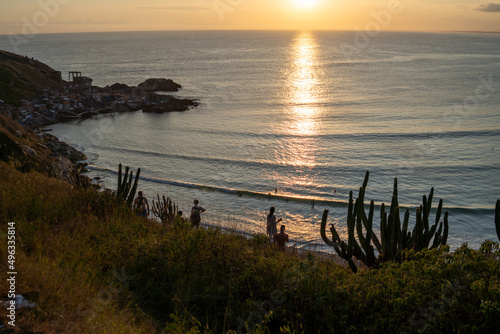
[{"xmin": 1, "ymin": 0, "xmax": 499, "ymax": 35}]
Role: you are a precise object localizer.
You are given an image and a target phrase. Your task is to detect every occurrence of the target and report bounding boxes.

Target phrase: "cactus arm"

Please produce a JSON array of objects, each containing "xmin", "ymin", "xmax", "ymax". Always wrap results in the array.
[
  {"xmin": 362, "ymin": 171, "xmax": 369, "ymax": 189},
  {"xmin": 402, "ymin": 209, "xmax": 410, "ymax": 249},
  {"xmin": 370, "ymin": 202, "xmax": 383, "ymax": 253},
  {"xmin": 414, "ymin": 207, "xmax": 423, "ymax": 251},
  {"xmin": 428, "ymin": 223, "xmax": 437, "ymax": 244},
  {"xmin": 125, "ymin": 171, "xmax": 133, "ymax": 200},
  {"xmin": 380, "ymin": 211, "xmax": 389, "ymax": 261},
  {"xmin": 347, "ymin": 259, "xmax": 358, "ymax": 274},
  {"xmin": 427, "ymin": 188, "xmax": 434, "ymax": 214},
  {"xmin": 371, "ymin": 233, "xmax": 382, "ymax": 254},
  {"xmin": 366, "ymin": 245, "xmax": 377, "ymax": 268},
  {"xmin": 121, "ymin": 166, "xmax": 130, "ymax": 198},
  {"xmin": 422, "ymin": 195, "xmax": 430, "ymax": 232},
  {"xmin": 435, "ymin": 199, "xmax": 443, "ymax": 226},
  {"xmin": 347, "ymin": 191, "xmax": 354, "ymax": 223},
  {"xmin": 152, "ymin": 195, "xmax": 159, "ymax": 219},
  {"xmin": 368, "ymin": 199, "xmax": 381, "ymax": 253},
  {"xmin": 392, "ymin": 207, "xmax": 402, "ymax": 258},
  {"xmin": 347, "ymin": 212, "xmax": 355, "ymax": 259},
  {"xmin": 442, "ymin": 211, "xmax": 449, "ymax": 246},
  {"xmin": 364, "ymin": 201, "xmax": 374, "ymax": 251},
  {"xmin": 320, "ymin": 210, "xmax": 339, "ymax": 247},
  {"xmin": 117, "ymin": 163, "xmax": 123, "ymax": 196},
  {"xmin": 390, "ymin": 178, "xmax": 399, "ymax": 215},
  {"xmin": 356, "ymin": 205, "xmax": 366, "ymax": 250},
  {"xmin": 431, "ymin": 222, "xmax": 443, "ymax": 249},
  {"xmin": 126, "ymin": 168, "xmax": 141, "ymax": 207}
]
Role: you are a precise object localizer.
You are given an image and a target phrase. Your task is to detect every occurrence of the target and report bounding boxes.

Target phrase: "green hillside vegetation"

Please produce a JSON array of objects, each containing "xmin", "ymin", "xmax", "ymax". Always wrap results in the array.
[
  {"xmin": 0, "ymin": 50, "xmax": 62, "ymax": 106},
  {"xmin": 1, "ymin": 159, "xmax": 499, "ymax": 333}
]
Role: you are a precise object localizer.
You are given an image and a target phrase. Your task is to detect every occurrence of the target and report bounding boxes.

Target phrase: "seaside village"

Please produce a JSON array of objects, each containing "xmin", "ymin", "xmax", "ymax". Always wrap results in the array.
[
  {"xmin": 2, "ymin": 71, "xmax": 101, "ymax": 128},
  {"xmin": 0, "ymin": 69, "xmax": 195, "ymax": 129}
]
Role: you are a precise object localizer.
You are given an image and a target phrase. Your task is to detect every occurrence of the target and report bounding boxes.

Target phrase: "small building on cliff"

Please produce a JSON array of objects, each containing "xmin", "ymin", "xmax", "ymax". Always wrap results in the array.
[{"xmin": 63, "ymin": 71, "xmax": 93, "ymax": 97}]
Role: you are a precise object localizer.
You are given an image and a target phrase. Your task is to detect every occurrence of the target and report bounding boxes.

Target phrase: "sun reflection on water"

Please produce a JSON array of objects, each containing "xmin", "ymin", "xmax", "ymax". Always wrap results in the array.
[{"xmin": 273, "ymin": 32, "xmax": 326, "ymax": 194}]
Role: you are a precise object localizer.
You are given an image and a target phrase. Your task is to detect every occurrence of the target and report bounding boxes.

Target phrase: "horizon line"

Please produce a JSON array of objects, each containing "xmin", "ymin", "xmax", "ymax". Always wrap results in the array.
[{"xmin": 1, "ymin": 28, "xmax": 500, "ymax": 38}]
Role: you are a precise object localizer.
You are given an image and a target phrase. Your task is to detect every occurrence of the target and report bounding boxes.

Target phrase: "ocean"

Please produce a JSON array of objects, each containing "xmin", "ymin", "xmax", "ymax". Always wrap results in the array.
[{"xmin": 1, "ymin": 30, "xmax": 499, "ymax": 251}]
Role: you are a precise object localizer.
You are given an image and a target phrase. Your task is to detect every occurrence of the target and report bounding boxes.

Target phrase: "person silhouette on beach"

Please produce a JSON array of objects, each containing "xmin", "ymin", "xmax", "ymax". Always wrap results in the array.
[
  {"xmin": 133, "ymin": 191, "xmax": 149, "ymax": 218},
  {"xmin": 274, "ymin": 225, "xmax": 289, "ymax": 251},
  {"xmin": 266, "ymin": 206, "xmax": 282, "ymax": 238},
  {"xmin": 190, "ymin": 199, "xmax": 206, "ymax": 227}
]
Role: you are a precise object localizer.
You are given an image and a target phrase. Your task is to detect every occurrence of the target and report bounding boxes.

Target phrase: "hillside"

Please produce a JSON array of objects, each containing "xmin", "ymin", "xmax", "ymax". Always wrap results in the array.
[
  {"xmin": 0, "ymin": 159, "xmax": 499, "ymax": 333},
  {"xmin": 0, "ymin": 50, "xmax": 63, "ymax": 106}
]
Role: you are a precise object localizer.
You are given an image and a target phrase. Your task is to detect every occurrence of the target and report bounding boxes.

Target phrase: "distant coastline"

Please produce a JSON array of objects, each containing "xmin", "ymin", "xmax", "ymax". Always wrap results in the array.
[{"xmin": 0, "ymin": 50, "xmax": 199, "ymax": 129}]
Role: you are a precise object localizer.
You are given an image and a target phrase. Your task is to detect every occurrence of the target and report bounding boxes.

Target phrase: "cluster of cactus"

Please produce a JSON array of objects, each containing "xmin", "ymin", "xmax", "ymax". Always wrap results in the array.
[
  {"xmin": 152, "ymin": 194, "xmax": 178, "ymax": 224},
  {"xmin": 496, "ymin": 199, "xmax": 500, "ymax": 242},
  {"xmin": 116, "ymin": 163, "xmax": 141, "ymax": 207},
  {"xmin": 321, "ymin": 171, "xmax": 449, "ymax": 273}
]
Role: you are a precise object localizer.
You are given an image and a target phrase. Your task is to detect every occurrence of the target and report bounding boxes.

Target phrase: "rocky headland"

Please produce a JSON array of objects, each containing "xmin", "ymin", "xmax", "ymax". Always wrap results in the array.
[
  {"xmin": 0, "ymin": 50, "xmax": 198, "ymax": 184},
  {"xmin": 0, "ymin": 50, "xmax": 199, "ymax": 128}
]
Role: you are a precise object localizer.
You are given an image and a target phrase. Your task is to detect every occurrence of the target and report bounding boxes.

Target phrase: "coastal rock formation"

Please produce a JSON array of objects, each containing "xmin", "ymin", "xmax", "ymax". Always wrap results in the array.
[
  {"xmin": 0, "ymin": 113, "xmax": 86, "ymax": 181},
  {"xmin": 44, "ymin": 134, "xmax": 86, "ymax": 163},
  {"xmin": 142, "ymin": 98, "xmax": 198, "ymax": 113},
  {"xmin": 108, "ymin": 83, "xmax": 131, "ymax": 92},
  {"xmin": 138, "ymin": 78, "xmax": 181, "ymax": 92},
  {"xmin": 101, "ymin": 79, "xmax": 198, "ymax": 114}
]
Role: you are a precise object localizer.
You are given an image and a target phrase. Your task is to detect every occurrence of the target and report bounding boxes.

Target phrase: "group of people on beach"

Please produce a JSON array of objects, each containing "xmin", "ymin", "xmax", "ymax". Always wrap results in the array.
[
  {"xmin": 133, "ymin": 191, "xmax": 206, "ymax": 227},
  {"xmin": 266, "ymin": 206, "xmax": 289, "ymax": 251},
  {"xmin": 133, "ymin": 192, "xmax": 289, "ymax": 250}
]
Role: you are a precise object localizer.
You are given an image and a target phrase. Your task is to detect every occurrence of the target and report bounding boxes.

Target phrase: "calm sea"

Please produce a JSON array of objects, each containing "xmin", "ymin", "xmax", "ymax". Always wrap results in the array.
[{"xmin": 2, "ymin": 30, "xmax": 499, "ymax": 251}]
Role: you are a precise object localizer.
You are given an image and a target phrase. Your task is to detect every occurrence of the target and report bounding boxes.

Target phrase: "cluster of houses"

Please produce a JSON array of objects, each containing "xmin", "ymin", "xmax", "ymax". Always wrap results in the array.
[
  {"xmin": 0, "ymin": 71, "xmax": 143, "ymax": 128},
  {"xmin": 0, "ymin": 68, "xmax": 198, "ymax": 129}
]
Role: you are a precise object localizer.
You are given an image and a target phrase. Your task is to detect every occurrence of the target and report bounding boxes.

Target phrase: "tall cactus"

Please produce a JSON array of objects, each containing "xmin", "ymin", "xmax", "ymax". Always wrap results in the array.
[
  {"xmin": 321, "ymin": 171, "xmax": 449, "ymax": 273},
  {"xmin": 116, "ymin": 163, "xmax": 141, "ymax": 207},
  {"xmin": 495, "ymin": 199, "xmax": 500, "ymax": 242},
  {"xmin": 152, "ymin": 194, "xmax": 178, "ymax": 224}
]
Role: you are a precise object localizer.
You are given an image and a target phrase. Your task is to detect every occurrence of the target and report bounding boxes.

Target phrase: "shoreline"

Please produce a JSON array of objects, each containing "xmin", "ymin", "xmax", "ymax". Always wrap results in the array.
[{"xmin": 0, "ymin": 49, "xmax": 200, "ymax": 186}]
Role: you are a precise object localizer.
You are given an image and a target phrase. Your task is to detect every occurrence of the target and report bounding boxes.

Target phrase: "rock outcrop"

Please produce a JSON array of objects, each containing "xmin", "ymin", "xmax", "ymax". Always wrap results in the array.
[
  {"xmin": 0, "ymin": 113, "xmax": 86, "ymax": 181},
  {"xmin": 138, "ymin": 78, "xmax": 181, "ymax": 92}
]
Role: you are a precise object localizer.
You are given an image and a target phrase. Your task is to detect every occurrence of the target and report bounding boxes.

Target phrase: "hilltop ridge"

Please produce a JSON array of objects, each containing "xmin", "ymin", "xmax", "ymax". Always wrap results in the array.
[{"xmin": 0, "ymin": 50, "xmax": 63, "ymax": 106}]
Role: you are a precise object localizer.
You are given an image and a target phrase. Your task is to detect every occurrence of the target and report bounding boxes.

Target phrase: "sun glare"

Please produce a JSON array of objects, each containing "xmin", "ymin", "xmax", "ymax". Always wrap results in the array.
[{"xmin": 293, "ymin": 0, "xmax": 319, "ymax": 9}]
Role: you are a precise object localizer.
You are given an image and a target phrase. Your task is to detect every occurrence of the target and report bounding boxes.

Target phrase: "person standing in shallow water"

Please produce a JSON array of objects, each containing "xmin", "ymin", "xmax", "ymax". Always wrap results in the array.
[
  {"xmin": 274, "ymin": 225, "xmax": 289, "ymax": 251},
  {"xmin": 133, "ymin": 191, "xmax": 149, "ymax": 218},
  {"xmin": 266, "ymin": 206, "xmax": 282, "ymax": 238},
  {"xmin": 190, "ymin": 199, "xmax": 206, "ymax": 227}
]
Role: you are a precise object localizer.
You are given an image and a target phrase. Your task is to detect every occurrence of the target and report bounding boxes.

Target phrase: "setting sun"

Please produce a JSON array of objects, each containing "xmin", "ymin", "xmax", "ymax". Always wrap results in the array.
[{"xmin": 293, "ymin": 0, "xmax": 320, "ymax": 9}]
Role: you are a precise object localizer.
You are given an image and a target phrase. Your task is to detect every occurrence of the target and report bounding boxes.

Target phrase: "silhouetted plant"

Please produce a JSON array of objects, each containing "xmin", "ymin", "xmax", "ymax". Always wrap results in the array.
[
  {"xmin": 152, "ymin": 194, "xmax": 178, "ymax": 224},
  {"xmin": 321, "ymin": 171, "xmax": 449, "ymax": 273},
  {"xmin": 116, "ymin": 163, "xmax": 141, "ymax": 207}
]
